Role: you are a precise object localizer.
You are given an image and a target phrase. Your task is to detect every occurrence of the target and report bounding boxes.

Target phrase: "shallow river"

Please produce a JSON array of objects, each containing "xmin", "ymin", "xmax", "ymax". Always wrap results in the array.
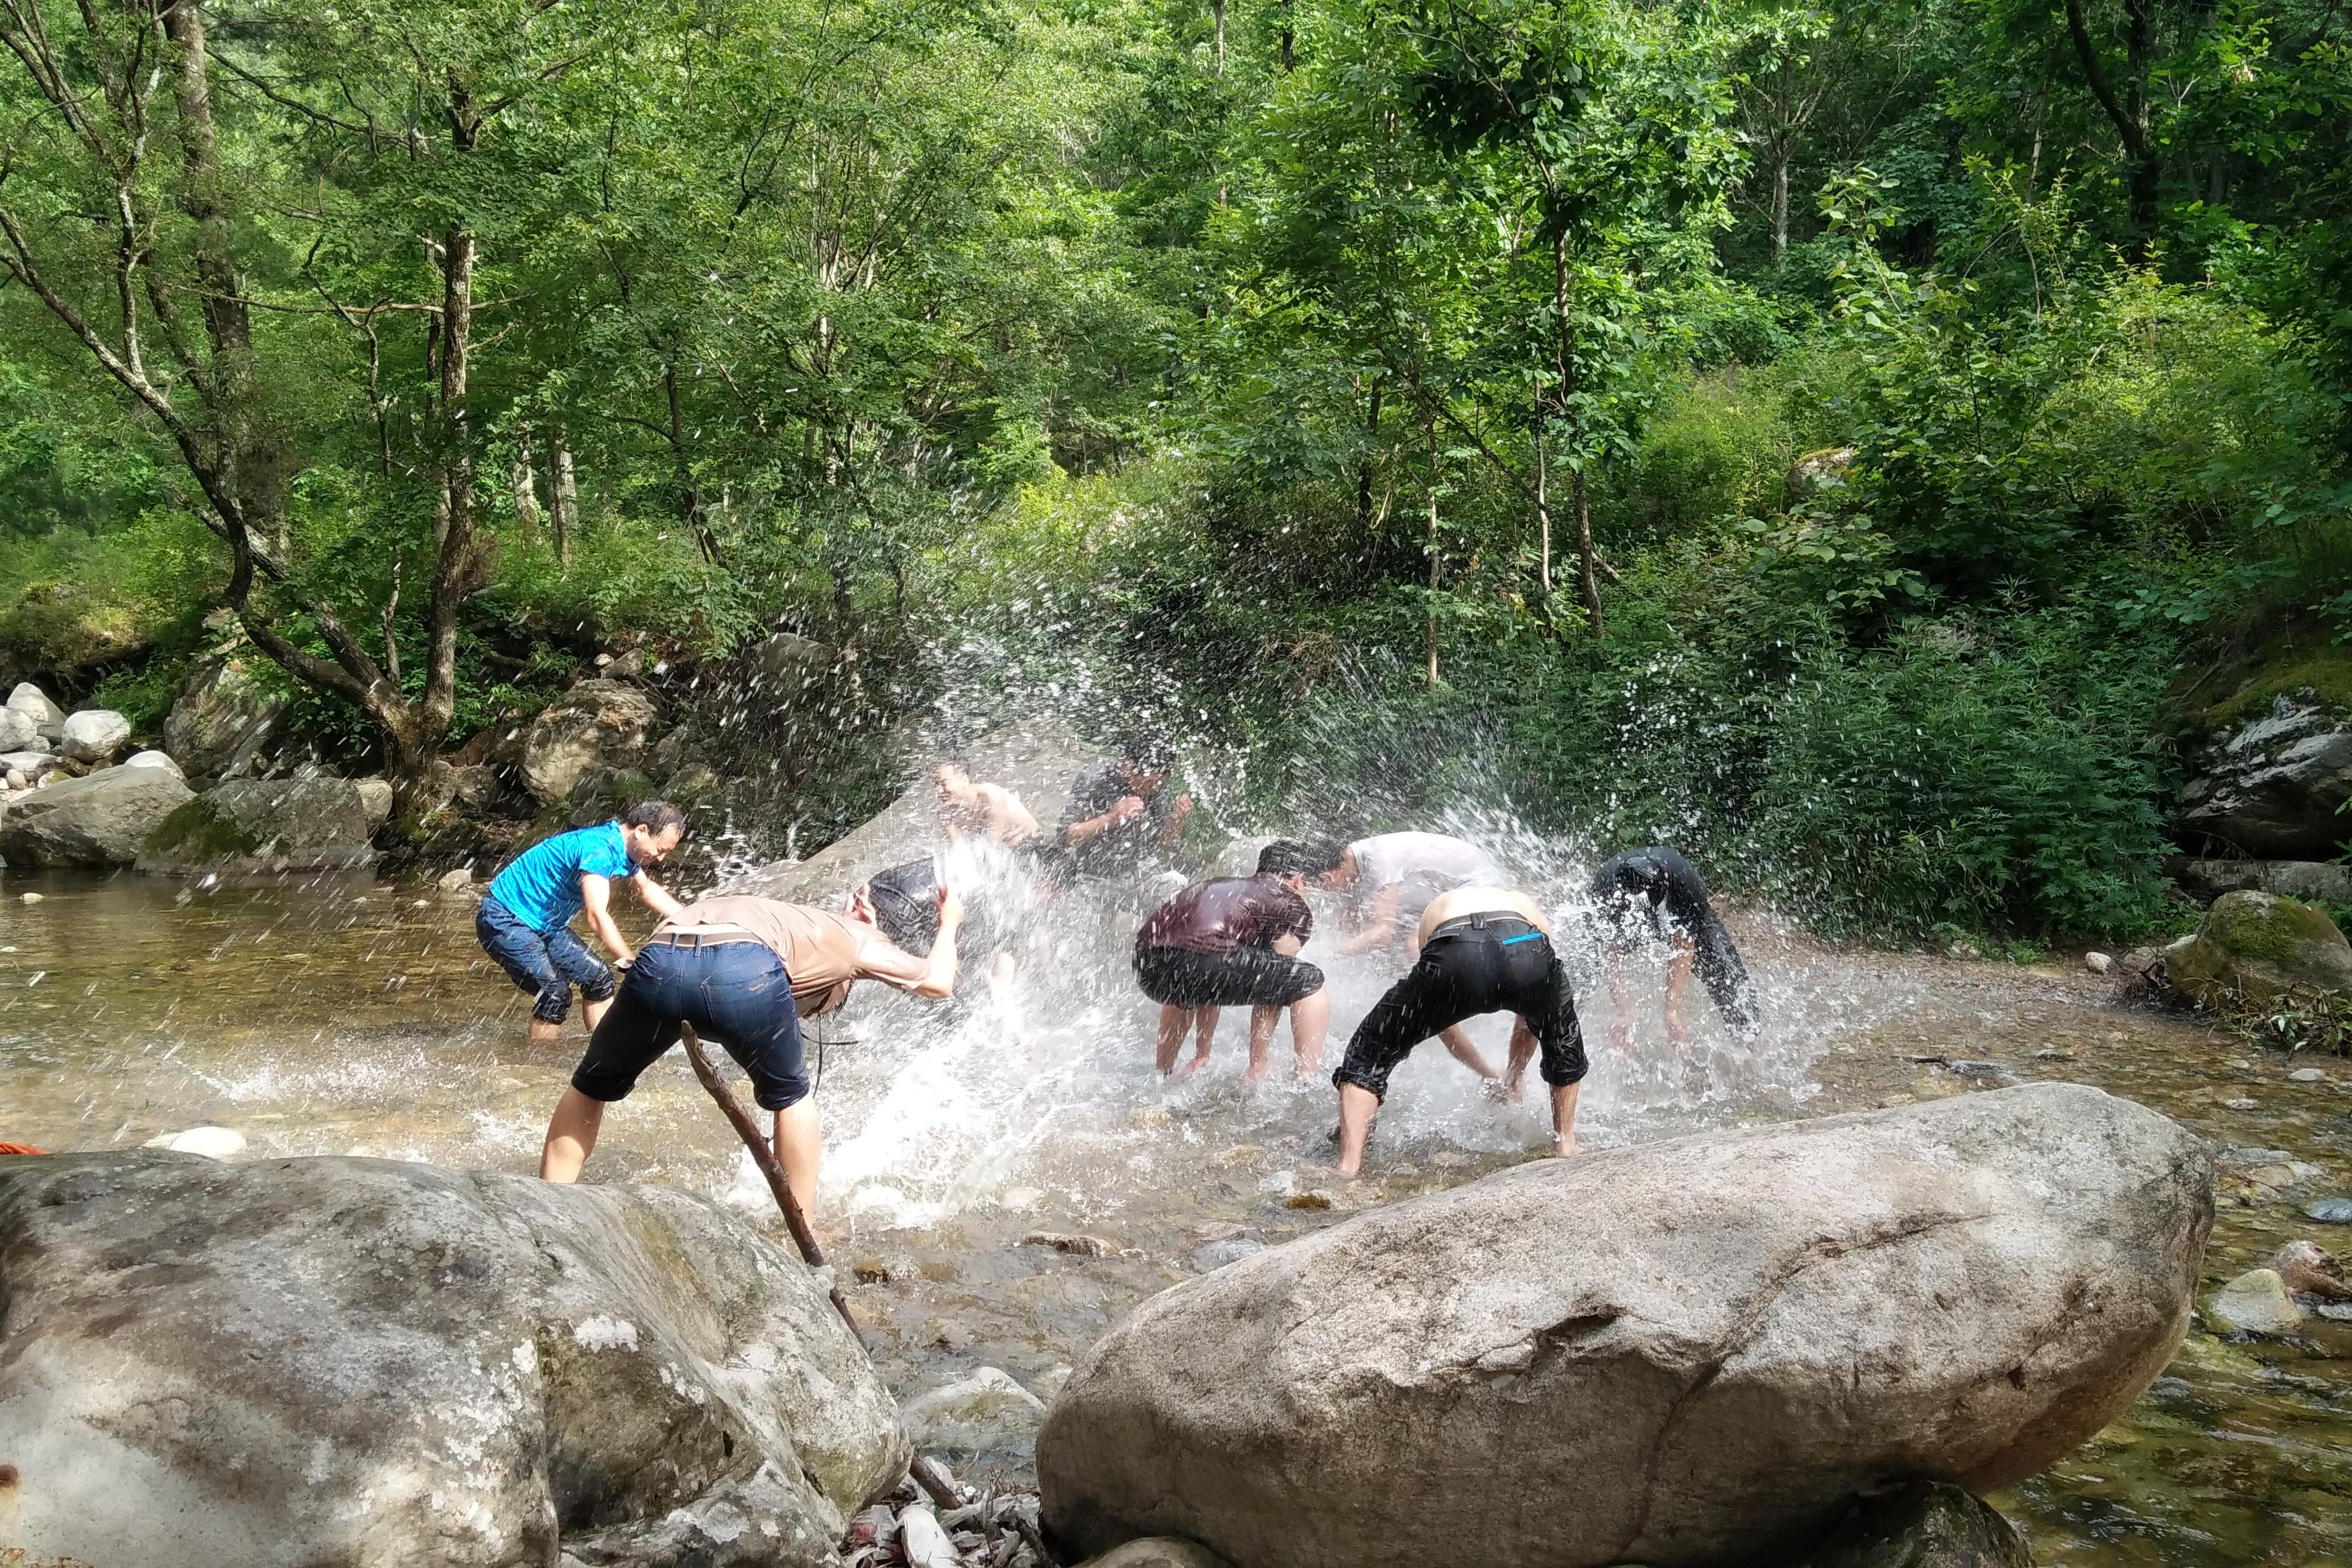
[{"xmin": 3, "ymin": 868, "xmax": 2349, "ymax": 1567}]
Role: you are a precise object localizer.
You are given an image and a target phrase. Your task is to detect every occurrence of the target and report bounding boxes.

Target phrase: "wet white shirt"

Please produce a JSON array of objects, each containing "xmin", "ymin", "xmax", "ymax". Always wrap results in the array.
[{"xmin": 1350, "ymin": 832, "xmax": 1500, "ymax": 913}]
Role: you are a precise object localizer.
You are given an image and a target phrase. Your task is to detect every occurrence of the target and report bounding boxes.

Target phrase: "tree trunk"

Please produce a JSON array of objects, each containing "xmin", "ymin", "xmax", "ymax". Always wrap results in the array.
[
  {"xmin": 1213, "ymin": 0, "xmax": 1226, "ymax": 76},
  {"xmin": 513, "ymin": 438, "xmax": 542, "ymax": 537},
  {"xmin": 552, "ymin": 437, "xmax": 578, "ymax": 566},
  {"xmin": 1534, "ymin": 383, "xmax": 1552, "ymax": 593},
  {"xmin": 668, "ymin": 361, "xmax": 720, "ymax": 563},
  {"xmin": 1550, "ymin": 224, "xmax": 1604, "ymax": 637},
  {"xmin": 1770, "ymin": 143, "xmax": 1791, "ymax": 268},
  {"xmin": 1424, "ymin": 415, "xmax": 1441, "ymax": 690},
  {"xmin": 1572, "ymin": 469, "xmax": 1602, "ymax": 639}
]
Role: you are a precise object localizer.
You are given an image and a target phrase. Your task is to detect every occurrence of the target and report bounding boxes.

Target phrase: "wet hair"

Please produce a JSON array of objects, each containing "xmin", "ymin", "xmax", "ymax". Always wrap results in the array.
[
  {"xmin": 622, "ymin": 799, "xmax": 686, "ymax": 838},
  {"xmin": 1024, "ymin": 842, "xmax": 1079, "ymax": 891},
  {"xmin": 1259, "ymin": 838, "xmax": 1345, "ymax": 876},
  {"xmin": 1121, "ymin": 730, "xmax": 1176, "ymax": 775}
]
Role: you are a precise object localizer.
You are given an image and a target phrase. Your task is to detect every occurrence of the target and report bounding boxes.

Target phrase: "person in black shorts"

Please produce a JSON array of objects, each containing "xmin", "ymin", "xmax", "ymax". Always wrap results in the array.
[
  {"xmin": 855, "ymin": 842, "xmax": 1076, "ymax": 987},
  {"xmin": 1331, "ymin": 884, "xmax": 1587, "ymax": 1176},
  {"xmin": 1589, "ymin": 846, "xmax": 1758, "ymax": 1050},
  {"xmin": 1133, "ymin": 841, "xmax": 1330, "ymax": 1082}
]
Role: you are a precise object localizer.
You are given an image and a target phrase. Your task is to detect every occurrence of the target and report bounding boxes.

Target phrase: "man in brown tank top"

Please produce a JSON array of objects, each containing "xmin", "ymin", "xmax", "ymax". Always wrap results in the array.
[{"xmin": 538, "ymin": 887, "xmax": 965, "ymax": 1226}]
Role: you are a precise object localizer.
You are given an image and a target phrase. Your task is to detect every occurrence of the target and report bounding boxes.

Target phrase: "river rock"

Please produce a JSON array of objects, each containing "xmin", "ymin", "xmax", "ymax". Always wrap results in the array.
[
  {"xmin": 520, "ymin": 678, "xmax": 660, "ymax": 805},
  {"xmin": 2166, "ymin": 890, "xmax": 2352, "ymax": 1008},
  {"xmin": 2205, "ymin": 1268, "xmax": 2304, "ymax": 1335},
  {"xmin": 1076, "ymin": 1541, "xmax": 1236, "ymax": 1568},
  {"xmin": 6, "ymin": 679, "xmax": 64, "ymax": 739},
  {"xmin": 2176, "ymin": 856, "xmax": 2352, "ymax": 906},
  {"xmin": 0, "ymin": 1150, "xmax": 906, "ymax": 1567},
  {"xmin": 0, "ymin": 764, "xmax": 194, "ymax": 867},
  {"xmin": 162, "ymin": 655, "xmax": 288, "ymax": 779},
  {"xmin": 0, "ymin": 705, "xmax": 36, "ymax": 752},
  {"xmin": 1793, "ymin": 1482, "xmax": 2028, "ymax": 1568},
  {"xmin": 1, "ymin": 749, "xmax": 60, "ymax": 783},
  {"xmin": 57, "ymin": 707, "xmax": 130, "ymax": 763},
  {"xmin": 2177, "ymin": 696, "xmax": 2352, "ymax": 861},
  {"xmin": 900, "ymin": 1366, "xmax": 1049, "ymax": 1454},
  {"xmin": 122, "ymin": 748, "xmax": 183, "ymax": 777},
  {"xmin": 752, "ymin": 630, "xmax": 832, "ymax": 694},
  {"xmin": 2270, "ymin": 1240, "xmax": 2352, "ymax": 1300},
  {"xmin": 1037, "ymin": 1083, "xmax": 2210, "ymax": 1568},
  {"xmin": 2306, "ymin": 1197, "xmax": 2352, "ymax": 1224},
  {"xmin": 355, "ymin": 775, "xmax": 393, "ymax": 828},
  {"xmin": 137, "ymin": 777, "xmax": 377, "ymax": 874},
  {"xmin": 147, "ymin": 1125, "xmax": 247, "ymax": 1159}
]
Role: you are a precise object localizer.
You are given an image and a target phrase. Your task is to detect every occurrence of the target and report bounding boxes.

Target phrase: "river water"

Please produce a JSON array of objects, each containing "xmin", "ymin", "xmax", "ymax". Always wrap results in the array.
[{"xmin": 3, "ymin": 866, "xmax": 2348, "ymax": 1566}]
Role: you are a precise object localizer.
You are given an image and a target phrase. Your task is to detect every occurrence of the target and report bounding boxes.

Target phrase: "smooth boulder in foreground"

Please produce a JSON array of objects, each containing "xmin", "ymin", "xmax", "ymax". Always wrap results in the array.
[
  {"xmin": 1038, "ymin": 1084, "xmax": 2210, "ymax": 1568},
  {"xmin": 0, "ymin": 1151, "xmax": 906, "ymax": 1567}
]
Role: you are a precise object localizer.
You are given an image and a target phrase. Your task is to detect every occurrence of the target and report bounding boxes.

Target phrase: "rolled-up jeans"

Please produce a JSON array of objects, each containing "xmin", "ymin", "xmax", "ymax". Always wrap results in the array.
[
  {"xmin": 476, "ymin": 895, "xmax": 615, "ymax": 1024},
  {"xmin": 570, "ymin": 937, "xmax": 808, "ymax": 1110}
]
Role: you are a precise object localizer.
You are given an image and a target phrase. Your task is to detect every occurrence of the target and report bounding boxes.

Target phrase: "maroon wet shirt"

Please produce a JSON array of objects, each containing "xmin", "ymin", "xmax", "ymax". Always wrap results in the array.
[{"xmin": 1135, "ymin": 874, "xmax": 1314, "ymax": 956}]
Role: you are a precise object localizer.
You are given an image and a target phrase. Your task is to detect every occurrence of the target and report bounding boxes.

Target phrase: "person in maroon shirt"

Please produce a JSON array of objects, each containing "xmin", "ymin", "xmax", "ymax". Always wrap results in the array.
[{"xmin": 1133, "ymin": 841, "xmax": 1332, "ymax": 1082}]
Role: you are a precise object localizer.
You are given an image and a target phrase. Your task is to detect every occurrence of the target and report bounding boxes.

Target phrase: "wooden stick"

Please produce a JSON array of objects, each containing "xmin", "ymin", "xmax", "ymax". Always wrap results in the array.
[
  {"xmin": 677, "ymin": 1023, "xmax": 864, "ymax": 1346},
  {"xmin": 909, "ymin": 1453, "xmax": 963, "ymax": 1508}
]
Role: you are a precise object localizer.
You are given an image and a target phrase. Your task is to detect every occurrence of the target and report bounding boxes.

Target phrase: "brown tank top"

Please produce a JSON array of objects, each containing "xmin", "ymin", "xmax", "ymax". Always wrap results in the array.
[{"xmin": 658, "ymin": 895, "xmax": 865, "ymax": 1015}]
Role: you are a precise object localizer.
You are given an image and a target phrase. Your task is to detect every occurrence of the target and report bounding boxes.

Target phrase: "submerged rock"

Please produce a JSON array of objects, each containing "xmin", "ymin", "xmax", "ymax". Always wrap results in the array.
[
  {"xmin": 1037, "ymin": 1084, "xmax": 2210, "ymax": 1568},
  {"xmin": 2305, "ymin": 1197, "xmax": 2352, "ymax": 1224},
  {"xmin": 0, "ymin": 1150, "xmax": 906, "ymax": 1567},
  {"xmin": 2205, "ymin": 1268, "xmax": 2305, "ymax": 1335},
  {"xmin": 2168, "ymin": 889, "xmax": 2352, "ymax": 1008},
  {"xmin": 1794, "ymin": 1482, "xmax": 2029, "ymax": 1568},
  {"xmin": 0, "ymin": 764, "xmax": 194, "ymax": 867}
]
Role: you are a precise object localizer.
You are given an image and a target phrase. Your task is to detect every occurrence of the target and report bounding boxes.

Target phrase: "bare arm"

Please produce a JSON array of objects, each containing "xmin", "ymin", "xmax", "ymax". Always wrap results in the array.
[
  {"xmin": 579, "ymin": 874, "xmax": 632, "ymax": 965},
  {"xmin": 1337, "ymin": 883, "xmax": 1403, "ymax": 954},
  {"xmin": 633, "ymin": 873, "xmax": 688, "ymax": 923},
  {"xmin": 1158, "ymin": 791, "xmax": 1193, "ymax": 848},
  {"xmin": 1062, "ymin": 795, "xmax": 1143, "ymax": 844},
  {"xmin": 853, "ymin": 891, "xmax": 966, "ymax": 999}
]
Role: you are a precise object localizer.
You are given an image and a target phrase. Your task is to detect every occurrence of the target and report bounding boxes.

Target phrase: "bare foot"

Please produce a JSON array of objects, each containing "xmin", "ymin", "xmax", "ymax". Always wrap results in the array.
[
  {"xmin": 1553, "ymin": 1135, "xmax": 1581, "ymax": 1159},
  {"xmin": 1244, "ymin": 1062, "xmax": 1270, "ymax": 1085},
  {"xmin": 1176, "ymin": 1053, "xmax": 1210, "ymax": 1078},
  {"xmin": 1483, "ymin": 1077, "xmax": 1521, "ymax": 1104}
]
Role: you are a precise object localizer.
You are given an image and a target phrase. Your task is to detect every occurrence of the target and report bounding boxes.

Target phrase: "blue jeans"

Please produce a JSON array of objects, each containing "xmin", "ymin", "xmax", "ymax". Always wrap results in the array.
[
  {"xmin": 571, "ymin": 939, "xmax": 808, "ymax": 1110},
  {"xmin": 477, "ymin": 896, "xmax": 615, "ymax": 1025}
]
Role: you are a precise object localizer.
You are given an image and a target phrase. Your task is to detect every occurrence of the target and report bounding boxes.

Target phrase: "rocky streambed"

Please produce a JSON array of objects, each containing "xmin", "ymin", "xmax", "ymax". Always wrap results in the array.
[{"xmin": 3, "ymin": 874, "xmax": 2352, "ymax": 1565}]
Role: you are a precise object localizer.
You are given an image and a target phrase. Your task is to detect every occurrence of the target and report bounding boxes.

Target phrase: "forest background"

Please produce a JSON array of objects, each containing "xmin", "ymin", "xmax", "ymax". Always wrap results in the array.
[{"xmin": 2, "ymin": 0, "xmax": 2347, "ymax": 945}]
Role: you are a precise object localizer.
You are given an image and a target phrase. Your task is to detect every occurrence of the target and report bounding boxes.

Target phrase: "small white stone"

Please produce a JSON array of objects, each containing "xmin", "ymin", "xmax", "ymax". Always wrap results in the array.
[
  {"xmin": 19, "ymin": 891, "xmax": 42, "ymax": 905},
  {"xmin": 123, "ymin": 749, "xmax": 183, "ymax": 776},
  {"xmin": 571, "ymin": 1315, "xmax": 639, "ymax": 1352},
  {"xmin": 2084, "ymin": 951, "xmax": 2113, "ymax": 974},
  {"xmin": 164, "ymin": 1126, "xmax": 247, "ymax": 1159},
  {"xmin": 2290, "ymin": 1067, "xmax": 2327, "ymax": 1084}
]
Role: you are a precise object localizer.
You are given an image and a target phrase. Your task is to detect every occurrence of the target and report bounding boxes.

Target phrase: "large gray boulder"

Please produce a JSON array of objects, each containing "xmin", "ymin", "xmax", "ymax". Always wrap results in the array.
[
  {"xmin": 2174, "ymin": 856, "xmax": 2352, "ymax": 906},
  {"xmin": 136, "ymin": 776, "xmax": 379, "ymax": 874},
  {"xmin": 2166, "ymin": 889, "xmax": 2352, "ymax": 1009},
  {"xmin": 58, "ymin": 706, "xmax": 130, "ymax": 763},
  {"xmin": 0, "ymin": 764, "xmax": 194, "ymax": 866},
  {"xmin": 162, "ymin": 655, "xmax": 290, "ymax": 779},
  {"xmin": 2177, "ymin": 696, "xmax": 2352, "ymax": 860},
  {"xmin": 0, "ymin": 1151, "xmax": 907, "ymax": 1567},
  {"xmin": 0, "ymin": 704, "xmax": 36, "ymax": 752},
  {"xmin": 521, "ymin": 678, "xmax": 660, "ymax": 805},
  {"xmin": 1038, "ymin": 1084, "xmax": 2210, "ymax": 1568},
  {"xmin": 727, "ymin": 718, "xmax": 1101, "ymax": 904},
  {"xmin": 5, "ymin": 679, "xmax": 64, "ymax": 740}
]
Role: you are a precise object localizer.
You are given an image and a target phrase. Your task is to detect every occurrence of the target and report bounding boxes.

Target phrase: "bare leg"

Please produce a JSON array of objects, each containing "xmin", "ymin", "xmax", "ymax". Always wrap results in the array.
[
  {"xmin": 582, "ymin": 994, "xmax": 613, "ymax": 1033},
  {"xmin": 1289, "ymin": 986, "xmax": 1330, "ymax": 1077},
  {"xmin": 773, "ymin": 1099, "xmax": 822, "ymax": 1231},
  {"xmin": 1246, "ymin": 1005, "xmax": 1280, "ymax": 1083},
  {"xmin": 1603, "ymin": 945, "xmax": 1635, "ymax": 1053},
  {"xmin": 1155, "ymin": 1006, "xmax": 1192, "ymax": 1073},
  {"xmin": 1182, "ymin": 1006, "xmax": 1221, "ymax": 1075},
  {"xmin": 528, "ymin": 1016, "xmax": 562, "ymax": 1049},
  {"xmin": 1335, "ymin": 1083, "xmax": 1380, "ymax": 1177},
  {"xmin": 1550, "ymin": 1080, "xmax": 1582, "ymax": 1157},
  {"xmin": 540, "ymin": 1086, "xmax": 605, "ymax": 1181},
  {"xmin": 1664, "ymin": 933, "xmax": 1694, "ymax": 1048},
  {"xmin": 1438, "ymin": 1023, "xmax": 1503, "ymax": 1082}
]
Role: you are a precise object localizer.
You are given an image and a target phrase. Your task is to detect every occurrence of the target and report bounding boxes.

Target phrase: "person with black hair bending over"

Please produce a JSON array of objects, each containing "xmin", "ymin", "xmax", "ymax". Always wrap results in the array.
[
  {"xmin": 1133, "ymin": 841, "xmax": 1331, "ymax": 1083},
  {"xmin": 1058, "ymin": 730, "xmax": 1193, "ymax": 878},
  {"xmin": 855, "ymin": 842, "xmax": 1077, "ymax": 988},
  {"xmin": 1331, "ymin": 883, "xmax": 1587, "ymax": 1176},
  {"xmin": 1589, "ymin": 846, "xmax": 1759, "ymax": 1051}
]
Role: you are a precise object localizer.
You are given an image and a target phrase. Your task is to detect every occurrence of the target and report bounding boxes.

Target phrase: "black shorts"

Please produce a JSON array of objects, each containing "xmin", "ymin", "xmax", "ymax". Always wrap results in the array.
[
  {"xmin": 1333, "ymin": 915, "xmax": 1586, "ymax": 1100},
  {"xmin": 1133, "ymin": 944, "xmax": 1324, "ymax": 1009}
]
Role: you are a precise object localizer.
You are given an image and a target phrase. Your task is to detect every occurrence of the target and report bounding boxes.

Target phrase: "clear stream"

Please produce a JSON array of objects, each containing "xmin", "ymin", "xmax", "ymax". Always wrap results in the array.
[{"xmin": 2, "ymin": 868, "xmax": 2348, "ymax": 1567}]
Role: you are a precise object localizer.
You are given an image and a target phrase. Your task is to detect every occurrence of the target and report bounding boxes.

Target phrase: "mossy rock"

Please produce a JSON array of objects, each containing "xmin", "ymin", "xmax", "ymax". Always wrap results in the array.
[
  {"xmin": 1796, "ymin": 1482, "xmax": 2030, "ymax": 1568},
  {"xmin": 143, "ymin": 795, "xmax": 264, "ymax": 862},
  {"xmin": 2170, "ymin": 629, "xmax": 2352, "ymax": 735},
  {"xmin": 2169, "ymin": 889, "xmax": 2352, "ymax": 1009}
]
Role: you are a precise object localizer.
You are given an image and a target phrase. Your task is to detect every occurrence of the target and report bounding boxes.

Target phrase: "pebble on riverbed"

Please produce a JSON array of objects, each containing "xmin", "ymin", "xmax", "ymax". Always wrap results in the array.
[
  {"xmin": 2205, "ymin": 1268, "xmax": 2306, "ymax": 1335},
  {"xmin": 2305, "ymin": 1197, "xmax": 2352, "ymax": 1224}
]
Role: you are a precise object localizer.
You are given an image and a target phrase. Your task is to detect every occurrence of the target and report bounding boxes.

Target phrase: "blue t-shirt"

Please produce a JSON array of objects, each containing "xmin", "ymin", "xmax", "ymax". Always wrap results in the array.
[{"xmin": 487, "ymin": 824, "xmax": 638, "ymax": 932}]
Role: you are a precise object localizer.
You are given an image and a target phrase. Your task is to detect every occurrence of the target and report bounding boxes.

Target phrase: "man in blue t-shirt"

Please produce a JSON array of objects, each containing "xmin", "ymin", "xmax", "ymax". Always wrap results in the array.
[{"xmin": 477, "ymin": 801, "xmax": 690, "ymax": 1046}]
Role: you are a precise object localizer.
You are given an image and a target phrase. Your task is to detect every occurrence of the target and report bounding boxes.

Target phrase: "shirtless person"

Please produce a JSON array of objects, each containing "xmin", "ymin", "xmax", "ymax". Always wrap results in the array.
[
  {"xmin": 538, "ymin": 887, "xmax": 965, "ymax": 1225},
  {"xmin": 1330, "ymin": 884, "xmax": 1588, "ymax": 1177},
  {"xmin": 1590, "ymin": 846, "xmax": 1758, "ymax": 1050},
  {"xmin": 1133, "ymin": 842, "xmax": 1332, "ymax": 1083},
  {"xmin": 935, "ymin": 763, "xmax": 1040, "ymax": 846},
  {"xmin": 1314, "ymin": 831, "xmax": 1500, "ymax": 957}
]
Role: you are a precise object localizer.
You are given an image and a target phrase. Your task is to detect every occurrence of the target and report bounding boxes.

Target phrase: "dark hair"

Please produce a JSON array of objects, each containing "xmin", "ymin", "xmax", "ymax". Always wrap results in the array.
[
  {"xmin": 1259, "ymin": 838, "xmax": 1345, "ymax": 876},
  {"xmin": 1121, "ymin": 730, "xmax": 1176, "ymax": 774},
  {"xmin": 623, "ymin": 799, "xmax": 687, "ymax": 837},
  {"xmin": 1024, "ymin": 842, "xmax": 1079, "ymax": 891}
]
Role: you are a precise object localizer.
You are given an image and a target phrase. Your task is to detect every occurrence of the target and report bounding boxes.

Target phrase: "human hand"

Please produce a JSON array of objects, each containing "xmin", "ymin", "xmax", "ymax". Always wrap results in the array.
[
  {"xmin": 1171, "ymin": 792, "xmax": 1194, "ymax": 824},
  {"xmin": 1110, "ymin": 795, "xmax": 1146, "ymax": 825},
  {"xmin": 936, "ymin": 885, "xmax": 965, "ymax": 925}
]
